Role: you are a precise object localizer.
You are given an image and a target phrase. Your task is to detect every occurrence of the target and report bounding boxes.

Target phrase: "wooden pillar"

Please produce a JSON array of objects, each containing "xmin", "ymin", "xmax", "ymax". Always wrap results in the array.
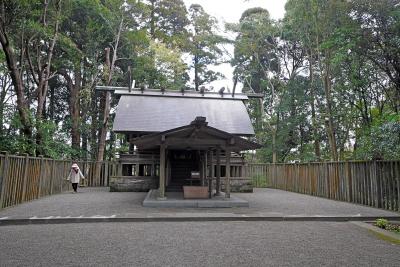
[
  {"xmin": 135, "ymin": 163, "xmax": 139, "ymax": 176},
  {"xmin": 198, "ymin": 151, "xmax": 203, "ymax": 185},
  {"xmin": 158, "ymin": 143, "xmax": 166, "ymax": 199},
  {"xmin": 209, "ymin": 149, "xmax": 214, "ymax": 198},
  {"xmin": 225, "ymin": 148, "xmax": 231, "ymax": 198},
  {"xmin": 151, "ymin": 163, "xmax": 155, "ymax": 176},
  {"xmin": 117, "ymin": 161, "xmax": 123, "ymax": 176},
  {"xmin": 203, "ymin": 150, "xmax": 207, "ymax": 186},
  {"xmin": 165, "ymin": 156, "xmax": 168, "ymax": 186},
  {"xmin": 215, "ymin": 147, "xmax": 221, "ymax": 196}
]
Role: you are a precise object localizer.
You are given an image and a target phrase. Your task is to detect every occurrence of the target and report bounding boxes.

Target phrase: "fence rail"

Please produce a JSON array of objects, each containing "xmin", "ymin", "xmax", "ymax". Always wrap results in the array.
[
  {"xmin": 247, "ymin": 161, "xmax": 400, "ymax": 212},
  {"xmin": 0, "ymin": 153, "xmax": 118, "ymax": 209}
]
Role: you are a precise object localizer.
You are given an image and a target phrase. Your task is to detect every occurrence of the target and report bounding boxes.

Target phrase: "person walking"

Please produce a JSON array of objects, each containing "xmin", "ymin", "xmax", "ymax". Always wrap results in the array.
[{"xmin": 67, "ymin": 163, "xmax": 85, "ymax": 193}]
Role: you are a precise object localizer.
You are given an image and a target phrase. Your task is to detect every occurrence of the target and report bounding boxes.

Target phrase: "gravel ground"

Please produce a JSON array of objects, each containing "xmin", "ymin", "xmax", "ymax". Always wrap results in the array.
[
  {"xmin": 0, "ymin": 187, "xmax": 397, "ymax": 219},
  {"xmin": 0, "ymin": 221, "xmax": 399, "ymax": 266}
]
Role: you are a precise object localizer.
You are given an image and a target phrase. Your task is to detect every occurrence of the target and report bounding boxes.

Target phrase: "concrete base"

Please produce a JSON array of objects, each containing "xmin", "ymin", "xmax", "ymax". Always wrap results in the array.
[
  {"xmin": 143, "ymin": 189, "xmax": 249, "ymax": 208},
  {"xmin": 110, "ymin": 176, "xmax": 158, "ymax": 192}
]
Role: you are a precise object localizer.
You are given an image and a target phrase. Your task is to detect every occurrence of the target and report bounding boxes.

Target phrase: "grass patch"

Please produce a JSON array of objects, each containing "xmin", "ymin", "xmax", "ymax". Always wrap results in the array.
[{"xmin": 368, "ymin": 230, "xmax": 400, "ymax": 245}]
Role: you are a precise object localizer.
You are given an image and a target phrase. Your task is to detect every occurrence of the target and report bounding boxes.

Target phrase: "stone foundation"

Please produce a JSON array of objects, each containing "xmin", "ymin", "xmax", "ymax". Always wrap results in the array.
[
  {"xmin": 110, "ymin": 176, "xmax": 158, "ymax": 192},
  {"xmin": 109, "ymin": 176, "xmax": 253, "ymax": 193},
  {"xmin": 214, "ymin": 177, "xmax": 253, "ymax": 193}
]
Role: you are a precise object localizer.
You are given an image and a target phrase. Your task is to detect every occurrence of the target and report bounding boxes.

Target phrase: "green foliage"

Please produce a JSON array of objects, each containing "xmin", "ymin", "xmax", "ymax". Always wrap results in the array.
[
  {"xmin": 375, "ymin": 218, "xmax": 389, "ymax": 229},
  {"xmin": 354, "ymin": 113, "xmax": 400, "ymax": 160},
  {"xmin": 36, "ymin": 120, "xmax": 75, "ymax": 158},
  {"xmin": 1, "ymin": 0, "xmax": 399, "ymax": 163},
  {"xmin": 150, "ymin": 40, "xmax": 188, "ymax": 90},
  {"xmin": 0, "ymin": 50, "xmax": 5, "ymax": 63},
  {"xmin": 252, "ymin": 174, "xmax": 268, "ymax": 188},
  {"xmin": 188, "ymin": 4, "xmax": 227, "ymax": 90}
]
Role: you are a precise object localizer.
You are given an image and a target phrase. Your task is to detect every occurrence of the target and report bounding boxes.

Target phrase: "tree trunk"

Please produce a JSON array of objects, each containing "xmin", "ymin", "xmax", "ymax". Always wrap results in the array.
[
  {"xmin": 0, "ymin": 81, "xmax": 6, "ymax": 135},
  {"xmin": 59, "ymin": 67, "xmax": 81, "ymax": 157},
  {"xmin": 94, "ymin": 18, "xmax": 122, "ymax": 180},
  {"xmin": 309, "ymin": 51, "xmax": 321, "ymax": 160},
  {"xmin": 108, "ymin": 130, "xmax": 115, "ymax": 161},
  {"xmin": 49, "ymin": 84, "xmax": 55, "ymax": 121},
  {"xmin": 149, "ymin": 0, "xmax": 156, "ymax": 38},
  {"xmin": 0, "ymin": 24, "xmax": 33, "ymax": 146},
  {"xmin": 323, "ymin": 58, "xmax": 338, "ymax": 161},
  {"xmin": 194, "ymin": 55, "xmax": 199, "ymax": 91},
  {"xmin": 97, "ymin": 47, "xmax": 112, "ymax": 163},
  {"xmin": 34, "ymin": 0, "xmax": 62, "ymax": 155},
  {"xmin": 272, "ymin": 113, "xmax": 279, "ymax": 163},
  {"xmin": 71, "ymin": 67, "xmax": 82, "ymax": 155},
  {"xmin": 90, "ymin": 94, "xmax": 98, "ymax": 159}
]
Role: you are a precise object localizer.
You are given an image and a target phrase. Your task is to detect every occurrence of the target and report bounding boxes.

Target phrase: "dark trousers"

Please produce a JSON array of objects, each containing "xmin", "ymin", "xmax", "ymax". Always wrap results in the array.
[{"xmin": 72, "ymin": 183, "xmax": 78, "ymax": 192}]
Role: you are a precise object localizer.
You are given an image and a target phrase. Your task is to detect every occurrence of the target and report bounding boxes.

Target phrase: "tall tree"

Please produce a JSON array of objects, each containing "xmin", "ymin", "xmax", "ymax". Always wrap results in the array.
[
  {"xmin": 189, "ymin": 4, "xmax": 225, "ymax": 91},
  {"xmin": 0, "ymin": 0, "xmax": 34, "ymax": 151}
]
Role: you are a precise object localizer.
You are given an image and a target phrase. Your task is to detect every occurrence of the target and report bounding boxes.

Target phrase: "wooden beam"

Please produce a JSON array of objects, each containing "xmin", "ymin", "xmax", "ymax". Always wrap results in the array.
[
  {"xmin": 246, "ymin": 92, "xmax": 264, "ymax": 99},
  {"xmin": 95, "ymin": 85, "xmax": 127, "ymax": 91},
  {"xmin": 165, "ymin": 137, "xmax": 226, "ymax": 147}
]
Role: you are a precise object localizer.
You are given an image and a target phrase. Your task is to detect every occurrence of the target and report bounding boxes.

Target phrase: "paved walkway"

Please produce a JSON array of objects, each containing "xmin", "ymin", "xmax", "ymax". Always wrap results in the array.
[
  {"xmin": 1, "ymin": 221, "xmax": 399, "ymax": 266},
  {"xmin": 0, "ymin": 187, "xmax": 398, "ymax": 220},
  {"xmin": 2, "ymin": 188, "xmax": 399, "ymax": 266}
]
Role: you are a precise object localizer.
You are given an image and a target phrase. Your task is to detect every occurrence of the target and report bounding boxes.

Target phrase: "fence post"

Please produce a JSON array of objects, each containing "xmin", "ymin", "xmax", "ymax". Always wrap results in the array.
[
  {"xmin": 83, "ymin": 160, "xmax": 88, "ymax": 187},
  {"xmin": 345, "ymin": 161, "xmax": 352, "ymax": 202},
  {"xmin": 372, "ymin": 160, "xmax": 382, "ymax": 208},
  {"xmin": 104, "ymin": 161, "xmax": 109, "ymax": 187},
  {"xmin": 324, "ymin": 161, "xmax": 329, "ymax": 198},
  {"xmin": 37, "ymin": 155, "xmax": 44, "ymax": 198},
  {"xmin": 0, "ymin": 152, "xmax": 10, "ymax": 208},
  {"xmin": 21, "ymin": 153, "xmax": 30, "ymax": 201},
  {"xmin": 374, "ymin": 161, "xmax": 382, "ymax": 208},
  {"xmin": 50, "ymin": 159, "xmax": 55, "ymax": 195}
]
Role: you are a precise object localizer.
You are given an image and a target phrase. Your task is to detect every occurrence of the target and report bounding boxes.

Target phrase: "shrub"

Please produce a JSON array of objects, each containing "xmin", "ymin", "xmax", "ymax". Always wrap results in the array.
[{"xmin": 375, "ymin": 218, "xmax": 389, "ymax": 229}]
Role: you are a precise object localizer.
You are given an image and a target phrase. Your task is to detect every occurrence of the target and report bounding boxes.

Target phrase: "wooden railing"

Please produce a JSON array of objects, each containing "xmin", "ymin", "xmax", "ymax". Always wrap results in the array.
[
  {"xmin": 0, "ymin": 152, "xmax": 118, "ymax": 209},
  {"xmin": 247, "ymin": 161, "xmax": 400, "ymax": 212}
]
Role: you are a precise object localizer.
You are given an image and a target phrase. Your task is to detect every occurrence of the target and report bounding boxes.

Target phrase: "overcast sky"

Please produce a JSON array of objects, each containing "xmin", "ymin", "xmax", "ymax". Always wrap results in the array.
[{"xmin": 183, "ymin": 0, "xmax": 287, "ymax": 91}]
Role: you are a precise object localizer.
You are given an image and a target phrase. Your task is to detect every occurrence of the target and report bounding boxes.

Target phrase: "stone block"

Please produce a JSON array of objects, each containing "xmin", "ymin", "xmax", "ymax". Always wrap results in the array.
[{"xmin": 183, "ymin": 186, "xmax": 209, "ymax": 199}]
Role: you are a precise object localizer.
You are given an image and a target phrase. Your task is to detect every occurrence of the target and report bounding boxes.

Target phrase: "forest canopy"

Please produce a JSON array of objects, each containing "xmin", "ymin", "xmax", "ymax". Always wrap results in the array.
[{"xmin": 0, "ymin": 0, "xmax": 399, "ymax": 162}]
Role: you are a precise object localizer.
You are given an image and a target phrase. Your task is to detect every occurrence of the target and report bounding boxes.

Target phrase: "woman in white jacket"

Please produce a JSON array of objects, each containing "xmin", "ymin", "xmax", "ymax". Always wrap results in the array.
[{"xmin": 67, "ymin": 163, "xmax": 85, "ymax": 193}]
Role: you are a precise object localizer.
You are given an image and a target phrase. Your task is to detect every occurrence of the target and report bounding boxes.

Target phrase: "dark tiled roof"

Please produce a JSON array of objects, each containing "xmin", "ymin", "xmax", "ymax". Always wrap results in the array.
[{"xmin": 113, "ymin": 94, "xmax": 255, "ymax": 136}]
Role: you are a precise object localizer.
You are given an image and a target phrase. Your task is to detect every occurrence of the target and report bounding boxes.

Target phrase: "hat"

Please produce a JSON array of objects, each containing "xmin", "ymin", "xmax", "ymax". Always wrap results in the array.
[{"xmin": 71, "ymin": 163, "xmax": 79, "ymax": 168}]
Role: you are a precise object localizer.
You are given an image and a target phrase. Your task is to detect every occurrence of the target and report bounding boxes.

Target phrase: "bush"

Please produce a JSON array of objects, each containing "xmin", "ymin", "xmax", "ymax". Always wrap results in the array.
[{"xmin": 375, "ymin": 218, "xmax": 389, "ymax": 229}]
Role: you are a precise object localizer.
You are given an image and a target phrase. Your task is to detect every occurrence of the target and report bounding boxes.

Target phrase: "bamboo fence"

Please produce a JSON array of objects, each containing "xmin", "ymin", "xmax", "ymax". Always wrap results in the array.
[
  {"xmin": 0, "ymin": 152, "xmax": 118, "ymax": 209},
  {"xmin": 247, "ymin": 161, "xmax": 400, "ymax": 212}
]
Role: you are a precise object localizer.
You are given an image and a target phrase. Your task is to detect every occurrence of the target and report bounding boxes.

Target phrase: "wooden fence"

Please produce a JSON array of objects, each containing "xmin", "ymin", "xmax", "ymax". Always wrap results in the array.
[
  {"xmin": 247, "ymin": 161, "xmax": 400, "ymax": 212},
  {"xmin": 0, "ymin": 152, "xmax": 118, "ymax": 209},
  {"xmin": 1, "ymin": 152, "xmax": 399, "ymax": 212}
]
